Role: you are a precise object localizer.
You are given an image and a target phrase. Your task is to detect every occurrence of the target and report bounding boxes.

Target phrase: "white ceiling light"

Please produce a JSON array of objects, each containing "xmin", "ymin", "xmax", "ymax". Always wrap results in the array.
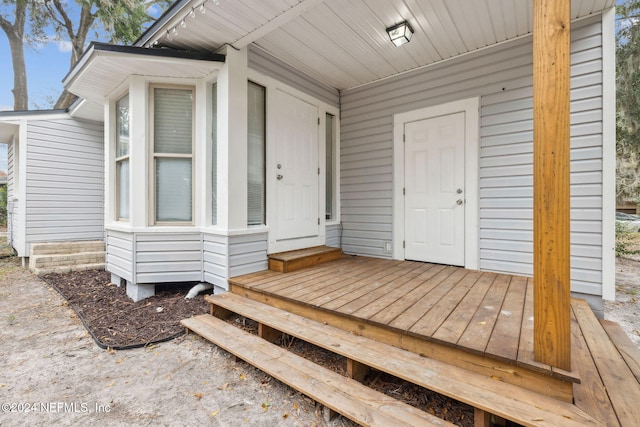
[{"xmin": 386, "ymin": 21, "xmax": 414, "ymax": 47}]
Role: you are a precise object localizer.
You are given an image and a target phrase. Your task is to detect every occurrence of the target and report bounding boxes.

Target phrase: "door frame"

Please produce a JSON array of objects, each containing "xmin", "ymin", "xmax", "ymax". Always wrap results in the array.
[
  {"xmin": 247, "ymin": 69, "xmax": 340, "ymax": 254},
  {"xmin": 392, "ymin": 98, "xmax": 479, "ymax": 269}
]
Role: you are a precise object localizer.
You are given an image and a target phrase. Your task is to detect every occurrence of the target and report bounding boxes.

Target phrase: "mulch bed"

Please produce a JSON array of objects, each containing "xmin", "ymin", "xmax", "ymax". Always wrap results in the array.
[
  {"xmin": 43, "ymin": 269, "xmax": 476, "ymax": 426},
  {"xmin": 42, "ymin": 269, "xmax": 209, "ymax": 349}
]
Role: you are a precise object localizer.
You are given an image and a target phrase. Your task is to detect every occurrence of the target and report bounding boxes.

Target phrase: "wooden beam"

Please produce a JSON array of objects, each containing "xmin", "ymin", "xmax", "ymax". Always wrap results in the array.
[{"xmin": 533, "ymin": 0, "xmax": 572, "ymax": 370}]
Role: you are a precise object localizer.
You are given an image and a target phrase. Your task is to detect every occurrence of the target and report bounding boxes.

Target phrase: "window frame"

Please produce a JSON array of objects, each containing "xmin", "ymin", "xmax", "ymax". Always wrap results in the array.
[
  {"xmin": 149, "ymin": 84, "xmax": 196, "ymax": 226},
  {"xmin": 115, "ymin": 93, "xmax": 130, "ymax": 222},
  {"xmin": 247, "ymin": 80, "xmax": 266, "ymax": 227}
]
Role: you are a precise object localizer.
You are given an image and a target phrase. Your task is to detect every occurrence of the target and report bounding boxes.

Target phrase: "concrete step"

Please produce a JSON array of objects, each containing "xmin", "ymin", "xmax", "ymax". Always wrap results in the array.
[
  {"xmin": 30, "ymin": 240, "xmax": 105, "ymax": 256},
  {"xmin": 30, "ymin": 251, "xmax": 105, "ymax": 269},
  {"xmin": 34, "ymin": 262, "xmax": 106, "ymax": 276}
]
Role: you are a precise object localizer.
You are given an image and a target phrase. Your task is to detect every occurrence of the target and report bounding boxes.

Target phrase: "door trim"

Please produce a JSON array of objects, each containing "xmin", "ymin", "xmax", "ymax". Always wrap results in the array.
[{"xmin": 392, "ymin": 98, "xmax": 479, "ymax": 269}]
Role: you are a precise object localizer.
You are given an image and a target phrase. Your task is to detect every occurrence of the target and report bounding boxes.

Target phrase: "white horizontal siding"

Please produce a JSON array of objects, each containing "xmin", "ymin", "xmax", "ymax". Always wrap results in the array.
[
  {"xmin": 106, "ymin": 230, "xmax": 134, "ymax": 282},
  {"xmin": 340, "ymin": 15, "xmax": 606, "ymax": 298},
  {"xmin": 248, "ymin": 45, "xmax": 340, "ymax": 108},
  {"xmin": 229, "ymin": 232, "xmax": 267, "ymax": 278},
  {"xmin": 25, "ymin": 118, "xmax": 104, "ymax": 245},
  {"xmin": 326, "ymin": 223, "xmax": 341, "ymax": 248},
  {"xmin": 134, "ymin": 233, "xmax": 202, "ymax": 283},
  {"xmin": 203, "ymin": 233, "xmax": 228, "ymax": 288}
]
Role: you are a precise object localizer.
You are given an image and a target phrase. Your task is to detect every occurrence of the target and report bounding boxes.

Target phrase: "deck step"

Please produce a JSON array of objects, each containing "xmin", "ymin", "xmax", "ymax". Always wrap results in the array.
[
  {"xmin": 201, "ymin": 292, "xmax": 601, "ymax": 427},
  {"xmin": 268, "ymin": 246, "xmax": 342, "ymax": 273},
  {"xmin": 182, "ymin": 314, "xmax": 453, "ymax": 427}
]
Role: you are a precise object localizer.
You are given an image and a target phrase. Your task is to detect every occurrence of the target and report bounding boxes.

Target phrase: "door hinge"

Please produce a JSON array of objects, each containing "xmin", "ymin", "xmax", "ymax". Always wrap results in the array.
[
  {"xmin": 318, "ymin": 218, "xmax": 320, "ymax": 225},
  {"xmin": 318, "ymin": 117, "xmax": 320, "ymax": 125},
  {"xmin": 403, "ymin": 187, "xmax": 405, "ymax": 196},
  {"xmin": 403, "ymin": 134, "xmax": 406, "ymax": 143},
  {"xmin": 318, "ymin": 167, "xmax": 320, "ymax": 175},
  {"xmin": 403, "ymin": 240, "xmax": 405, "ymax": 248}
]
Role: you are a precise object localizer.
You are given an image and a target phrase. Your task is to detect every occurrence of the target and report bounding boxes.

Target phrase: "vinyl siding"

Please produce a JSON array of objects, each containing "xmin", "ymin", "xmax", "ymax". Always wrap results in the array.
[
  {"xmin": 106, "ymin": 230, "xmax": 134, "ymax": 282},
  {"xmin": 25, "ymin": 118, "xmax": 104, "ymax": 245},
  {"xmin": 340, "ymin": 15, "xmax": 605, "ymax": 298},
  {"xmin": 106, "ymin": 230, "xmax": 268, "ymax": 289},
  {"xmin": 229, "ymin": 232, "xmax": 268, "ymax": 278},
  {"xmin": 248, "ymin": 45, "xmax": 340, "ymax": 108},
  {"xmin": 135, "ymin": 233, "xmax": 202, "ymax": 283},
  {"xmin": 326, "ymin": 223, "xmax": 341, "ymax": 248},
  {"xmin": 7, "ymin": 139, "xmax": 18, "ymax": 252}
]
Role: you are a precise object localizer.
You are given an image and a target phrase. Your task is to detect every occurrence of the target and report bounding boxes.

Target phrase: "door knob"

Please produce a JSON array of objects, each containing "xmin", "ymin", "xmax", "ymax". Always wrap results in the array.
[
  {"xmin": 456, "ymin": 199, "xmax": 463, "ymax": 205},
  {"xmin": 277, "ymin": 174, "xmax": 283, "ymax": 180}
]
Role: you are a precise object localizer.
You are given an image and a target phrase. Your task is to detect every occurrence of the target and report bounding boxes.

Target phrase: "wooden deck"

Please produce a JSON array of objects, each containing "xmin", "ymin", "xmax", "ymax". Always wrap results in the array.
[
  {"xmin": 227, "ymin": 255, "xmax": 640, "ymax": 426},
  {"xmin": 230, "ymin": 256, "xmax": 579, "ymax": 399}
]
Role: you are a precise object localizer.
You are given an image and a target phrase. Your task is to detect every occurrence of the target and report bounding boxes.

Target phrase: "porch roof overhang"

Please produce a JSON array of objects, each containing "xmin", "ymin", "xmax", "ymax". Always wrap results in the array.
[
  {"xmin": 63, "ymin": 42, "xmax": 225, "ymax": 104},
  {"xmin": 135, "ymin": 0, "xmax": 615, "ymax": 91}
]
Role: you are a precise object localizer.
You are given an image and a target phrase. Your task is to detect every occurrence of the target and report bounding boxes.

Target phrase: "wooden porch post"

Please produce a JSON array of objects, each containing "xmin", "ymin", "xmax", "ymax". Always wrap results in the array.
[{"xmin": 533, "ymin": 0, "xmax": 571, "ymax": 370}]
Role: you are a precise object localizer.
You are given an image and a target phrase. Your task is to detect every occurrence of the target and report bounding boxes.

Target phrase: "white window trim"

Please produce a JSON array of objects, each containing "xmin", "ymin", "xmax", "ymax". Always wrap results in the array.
[
  {"xmin": 115, "ymin": 93, "xmax": 130, "ymax": 222},
  {"xmin": 148, "ymin": 84, "xmax": 196, "ymax": 226},
  {"xmin": 392, "ymin": 97, "xmax": 480, "ymax": 269}
]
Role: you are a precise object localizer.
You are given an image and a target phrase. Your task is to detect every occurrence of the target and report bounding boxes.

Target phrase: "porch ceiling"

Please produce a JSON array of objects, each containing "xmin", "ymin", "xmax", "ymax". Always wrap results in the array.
[{"xmin": 139, "ymin": 0, "xmax": 615, "ymax": 91}]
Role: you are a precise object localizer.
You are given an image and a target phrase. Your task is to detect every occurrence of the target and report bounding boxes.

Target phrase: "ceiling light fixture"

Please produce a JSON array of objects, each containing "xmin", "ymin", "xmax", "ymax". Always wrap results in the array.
[{"xmin": 386, "ymin": 21, "xmax": 414, "ymax": 47}]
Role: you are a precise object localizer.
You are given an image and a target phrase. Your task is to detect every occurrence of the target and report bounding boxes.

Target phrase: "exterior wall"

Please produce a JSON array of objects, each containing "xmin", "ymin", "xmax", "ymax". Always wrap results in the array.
[
  {"xmin": 248, "ymin": 45, "xmax": 340, "ymax": 108},
  {"xmin": 108, "ymin": 229, "xmax": 268, "ymax": 290},
  {"xmin": 135, "ymin": 233, "xmax": 202, "ymax": 283},
  {"xmin": 106, "ymin": 230, "xmax": 134, "ymax": 282},
  {"xmin": 340, "ymin": 16, "xmax": 606, "ymax": 300},
  {"xmin": 326, "ymin": 223, "xmax": 341, "ymax": 248},
  {"xmin": 25, "ymin": 118, "xmax": 104, "ymax": 249}
]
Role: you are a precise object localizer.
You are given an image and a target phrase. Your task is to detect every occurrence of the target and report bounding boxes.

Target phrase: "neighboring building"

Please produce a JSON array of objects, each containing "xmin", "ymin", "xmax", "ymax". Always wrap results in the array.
[
  {"xmin": 48, "ymin": 0, "xmax": 616, "ymax": 313},
  {"xmin": 0, "ymin": 102, "xmax": 105, "ymax": 271}
]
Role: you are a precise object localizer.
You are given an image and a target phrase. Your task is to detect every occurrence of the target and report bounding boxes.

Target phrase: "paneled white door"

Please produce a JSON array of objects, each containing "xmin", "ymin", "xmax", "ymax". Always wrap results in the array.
[
  {"xmin": 404, "ymin": 112, "xmax": 465, "ymax": 265},
  {"xmin": 274, "ymin": 89, "xmax": 319, "ymax": 241}
]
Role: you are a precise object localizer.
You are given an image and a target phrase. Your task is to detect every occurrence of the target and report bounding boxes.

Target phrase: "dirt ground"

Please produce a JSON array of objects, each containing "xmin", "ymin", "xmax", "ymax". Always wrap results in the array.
[
  {"xmin": 0, "ymin": 244, "xmax": 639, "ymax": 427},
  {"xmin": 605, "ymin": 235, "xmax": 640, "ymax": 347},
  {"xmin": 0, "ymin": 257, "xmax": 346, "ymax": 427}
]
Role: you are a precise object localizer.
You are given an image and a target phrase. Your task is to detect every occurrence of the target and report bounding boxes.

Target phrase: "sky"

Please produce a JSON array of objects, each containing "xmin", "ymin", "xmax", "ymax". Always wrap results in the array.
[{"xmin": 0, "ymin": 2, "xmax": 166, "ymax": 112}]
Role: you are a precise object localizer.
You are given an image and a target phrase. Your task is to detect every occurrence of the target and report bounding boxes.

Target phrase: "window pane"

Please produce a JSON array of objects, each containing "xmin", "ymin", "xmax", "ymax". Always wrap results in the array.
[
  {"xmin": 326, "ymin": 113, "xmax": 334, "ymax": 220},
  {"xmin": 117, "ymin": 159, "xmax": 129, "ymax": 219},
  {"xmin": 154, "ymin": 88, "xmax": 193, "ymax": 154},
  {"xmin": 212, "ymin": 84, "xmax": 217, "ymax": 225},
  {"xmin": 247, "ymin": 82, "xmax": 265, "ymax": 226},
  {"xmin": 116, "ymin": 94, "xmax": 129, "ymax": 157},
  {"xmin": 156, "ymin": 158, "xmax": 192, "ymax": 222}
]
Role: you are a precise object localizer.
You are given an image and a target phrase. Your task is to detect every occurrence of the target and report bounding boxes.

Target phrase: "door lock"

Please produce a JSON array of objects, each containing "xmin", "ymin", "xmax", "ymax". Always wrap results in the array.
[
  {"xmin": 277, "ymin": 174, "xmax": 283, "ymax": 180},
  {"xmin": 456, "ymin": 188, "xmax": 463, "ymax": 194},
  {"xmin": 456, "ymin": 199, "xmax": 463, "ymax": 205}
]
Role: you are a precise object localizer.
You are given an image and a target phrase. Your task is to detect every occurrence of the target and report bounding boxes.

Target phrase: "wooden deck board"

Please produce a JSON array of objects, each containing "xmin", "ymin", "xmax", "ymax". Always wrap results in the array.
[
  {"xmin": 324, "ymin": 262, "xmax": 425, "ymax": 311},
  {"xmin": 573, "ymin": 299, "xmax": 640, "ymax": 426},
  {"xmin": 457, "ymin": 274, "xmax": 511, "ymax": 353},
  {"xmin": 572, "ymin": 310, "xmax": 620, "ymax": 426},
  {"xmin": 352, "ymin": 264, "xmax": 447, "ymax": 320},
  {"xmin": 374, "ymin": 266, "xmax": 459, "ymax": 327},
  {"xmin": 337, "ymin": 264, "xmax": 436, "ymax": 315},
  {"xmin": 410, "ymin": 270, "xmax": 482, "ymax": 337},
  {"xmin": 600, "ymin": 319, "xmax": 640, "ymax": 383},
  {"xmin": 431, "ymin": 272, "xmax": 496, "ymax": 344},
  {"xmin": 290, "ymin": 258, "xmax": 395, "ymax": 302},
  {"xmin": 485, "ymin": 275, "xmax": 528, "ymax": 360}
]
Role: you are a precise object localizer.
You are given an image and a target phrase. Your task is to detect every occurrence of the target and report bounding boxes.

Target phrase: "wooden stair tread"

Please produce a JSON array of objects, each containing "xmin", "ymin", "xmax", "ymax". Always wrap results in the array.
[
  {"xmin": 572, "ymin": 299, "xmax": 640, "ymax": 426},
  {"xmin": 204, "ymin": 292, "xmax": 601, "ymax": 427},
  {"xmin": 182, "ymin": 314, "xmax": 453, "ymax": 427},
  {"xmin": 268, "ymin": 246, "xmax": 342, "ymax": 273}
]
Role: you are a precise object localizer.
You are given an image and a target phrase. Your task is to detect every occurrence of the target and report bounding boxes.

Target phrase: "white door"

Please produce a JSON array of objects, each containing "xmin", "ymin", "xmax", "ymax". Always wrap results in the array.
[
  {"xmin": 274, "ymin": 89, "xmax": 319, "ymax": 241},
  {"xmin": 405, "ymin": 112, "xmax": 465, "ymax": 265}
]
